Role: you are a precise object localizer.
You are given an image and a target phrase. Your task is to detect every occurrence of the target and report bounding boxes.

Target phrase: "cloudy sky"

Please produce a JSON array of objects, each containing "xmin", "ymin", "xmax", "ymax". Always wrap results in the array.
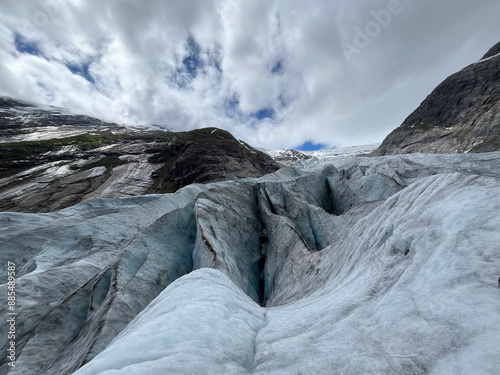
[{"xmin": 1, "ymin": 0, "xmax": 499, "ymax": 150}]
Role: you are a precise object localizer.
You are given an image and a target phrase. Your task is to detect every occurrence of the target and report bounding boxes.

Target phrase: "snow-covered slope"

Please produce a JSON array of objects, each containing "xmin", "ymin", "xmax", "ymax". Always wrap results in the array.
[
  {"xmin": 1, "ymin": 152, "xmax": 499, "ymax": 374},
  {"xmin": 0, "ymin": 96, "xmax": 117, "ymax": 143},
  {"xmin": 304, "ymin": 143, "xmax": 381, "ymax": 158}
]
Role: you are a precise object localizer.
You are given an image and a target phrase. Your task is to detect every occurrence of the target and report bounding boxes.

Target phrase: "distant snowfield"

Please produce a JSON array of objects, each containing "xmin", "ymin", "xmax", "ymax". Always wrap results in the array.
[
  {"xmin": 261, "ymin": 143, "xmax": 381, "ymax": 169},
  {"xmin": 1, "ymin": 152, "xmax": 499, "ymax": 374},
  {"xmin": 306, "ymin": 143, "xmax": 381, "ymax": 156}
]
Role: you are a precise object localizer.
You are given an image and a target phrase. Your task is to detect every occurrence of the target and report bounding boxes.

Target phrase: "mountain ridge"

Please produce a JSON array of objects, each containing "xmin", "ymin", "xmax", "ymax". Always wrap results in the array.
[{"xmin": 0, "ymin": 97, "xmax": 280, "ymax": 212}]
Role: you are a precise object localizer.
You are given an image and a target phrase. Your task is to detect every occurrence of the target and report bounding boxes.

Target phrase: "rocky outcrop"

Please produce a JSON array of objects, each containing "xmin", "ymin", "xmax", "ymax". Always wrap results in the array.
[
  {"xmin": 481, "ymin": 40, "xmax": 500, "ymax": 60},
  {"xmin": 147, "ymin": 128, "xmax": 280, "ymax": 194},
  {"xmin": 0, "ymin": 97, "xmax": 280, "ymax": 213},
  {"xmin": 373, "ymin": 41, "xmax": 500, "ymax": 155},
  {"xmin": 268, "ymin": 149, "xmax": 312, "ymax": 166}
]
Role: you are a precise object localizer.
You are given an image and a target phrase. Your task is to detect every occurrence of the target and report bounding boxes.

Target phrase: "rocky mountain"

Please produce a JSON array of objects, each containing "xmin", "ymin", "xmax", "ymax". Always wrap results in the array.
[
  {"xmin": 0, "ymin": 151, "xmax": 499, "ymax": 374},
  {"xmin": 0, "ymin": 96, "xmax": 280, "ymax": 212},
  {"xmin": 373, "ymin": 41, "xmax": 500, "ymax": 155},
  {"xmin": 262, "ymin": 148, "xmax": 313, "ymax": 166}
]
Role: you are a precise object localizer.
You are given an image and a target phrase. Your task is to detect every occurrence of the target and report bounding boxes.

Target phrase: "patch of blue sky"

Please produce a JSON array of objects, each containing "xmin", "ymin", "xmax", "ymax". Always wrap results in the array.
[
  {"xmin": 170, "ymin": 36, "xmax": 204, "ymax": 89},
  {"xmin": 66, "ymin": 62, "xmax": 95, "ymax": 84},
  {"xmin": 296, "ymin": 141, "xmax": 327, "ymax": 151},
  {"xmin": 250, "ymin": 108, "xmax": 275, "ymax": 120},
  {"xmin": 14, "ymin": 33, "xmax": 41, "ymax": 56},
  {"xmin": 182, "ymin": 36, "xmax": 202, "ymax": 78}
]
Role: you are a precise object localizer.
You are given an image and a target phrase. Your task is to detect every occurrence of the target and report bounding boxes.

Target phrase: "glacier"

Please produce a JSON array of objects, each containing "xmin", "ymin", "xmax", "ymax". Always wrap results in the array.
[{"xmin": 0, "ymin": 152, "xmax": 500, "ymax": 374}]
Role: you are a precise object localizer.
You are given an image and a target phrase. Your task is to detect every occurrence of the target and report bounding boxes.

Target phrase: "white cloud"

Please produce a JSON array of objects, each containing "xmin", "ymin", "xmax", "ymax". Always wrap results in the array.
[{"xmin": 0, "ymin": 0, "xmax": 499, "ymax": 149}]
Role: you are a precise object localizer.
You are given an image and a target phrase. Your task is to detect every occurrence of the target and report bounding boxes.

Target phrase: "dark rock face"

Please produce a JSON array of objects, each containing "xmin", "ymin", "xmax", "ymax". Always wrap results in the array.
[
  {"xmin": 481, "ymin": 41, "xmax": 500, "ymax": 60},
  {"xmin": 0, "ymin": 97, "xmax": 280, "ymax": 213},
  {"xmin": 272, "ymin": 149, "xmax": 312, "ymax": 166},
  {"xmin": 147, "ymin": 128, "xmax": 280, "ymax": 194},
  {"xmin": 373, "ymin": 41, "xmax": 500, "ymax": 156}
]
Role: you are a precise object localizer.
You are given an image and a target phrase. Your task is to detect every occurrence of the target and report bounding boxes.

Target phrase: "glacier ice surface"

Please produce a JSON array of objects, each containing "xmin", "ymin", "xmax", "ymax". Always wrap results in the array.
[{"xmin": 0, "ymin": 152, "xmax": 499, "ymax": 374}]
